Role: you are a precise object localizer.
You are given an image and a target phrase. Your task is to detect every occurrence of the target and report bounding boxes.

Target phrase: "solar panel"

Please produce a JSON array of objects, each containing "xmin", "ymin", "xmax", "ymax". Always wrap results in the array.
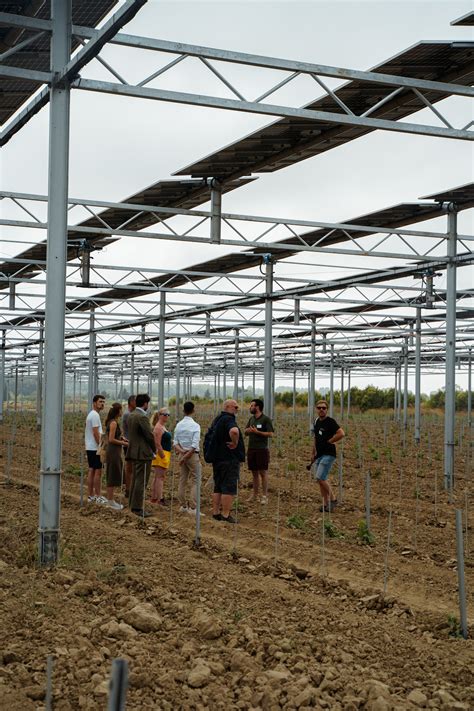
[
  {"xmin": 0, "ymin": 0, "xmax": 119, "ymax": 125},
  {"xmin": 0, "ymin": 177, "xmax": 254, "ymax": 280},
  {"xmin": 451, "ymin": 12, "xmax": 474, "ymax": 26},
  {"xmin": 420, "ymin": 182, "xmax": 474, "ymax": 204},
  {"xmin": 75, "ymin": 195, "xmax": 474, "ymax": 296},
  {"xmin": 174, "ymin": 42, "xmax": 474, "ymax": 179}
]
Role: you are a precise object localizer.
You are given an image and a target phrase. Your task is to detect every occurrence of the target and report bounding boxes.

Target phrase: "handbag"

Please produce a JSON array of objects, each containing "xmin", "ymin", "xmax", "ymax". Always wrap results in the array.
[{"xmin": 97, "ymin": 433, "xmax": 109, "ymax": 464}]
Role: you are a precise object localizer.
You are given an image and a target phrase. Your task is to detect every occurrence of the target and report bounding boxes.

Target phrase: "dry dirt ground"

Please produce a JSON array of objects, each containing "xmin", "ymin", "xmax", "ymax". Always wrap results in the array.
[{"xmin": 0, "ymin": 408, "xmax": 473, "ymax": 710}]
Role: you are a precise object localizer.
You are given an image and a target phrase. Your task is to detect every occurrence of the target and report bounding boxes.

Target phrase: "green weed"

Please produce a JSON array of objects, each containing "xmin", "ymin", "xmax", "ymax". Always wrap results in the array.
[
  {"xmin": 64, "ymin": 464, "xmax": 82, "ymax": 477},
  {"xmin": 356, "ymin": 519, "xmax": 375, "ymax": 546},
  {"xmin": 323, "ymin": 520, "xmax": 344, "ymax": 539},
  {"xmin": 447, "ymin": 614, "xmax": 463, "ymax": 638},
  {"xmin": 287, "ymin": 513, "xmax": 308, "ymax": 532}
]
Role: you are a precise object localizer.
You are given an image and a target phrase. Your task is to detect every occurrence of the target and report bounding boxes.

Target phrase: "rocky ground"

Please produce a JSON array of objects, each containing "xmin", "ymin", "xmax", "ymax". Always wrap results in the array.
[{"xmin": 0, "ymin": 408, "xmax": 473, "ymax": 709}]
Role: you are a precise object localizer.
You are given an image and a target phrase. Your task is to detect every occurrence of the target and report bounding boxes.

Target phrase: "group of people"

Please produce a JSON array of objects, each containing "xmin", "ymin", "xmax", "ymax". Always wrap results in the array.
[{"xmin": 84, "ymin": 393, "xmax": 345, "ymax": 520}]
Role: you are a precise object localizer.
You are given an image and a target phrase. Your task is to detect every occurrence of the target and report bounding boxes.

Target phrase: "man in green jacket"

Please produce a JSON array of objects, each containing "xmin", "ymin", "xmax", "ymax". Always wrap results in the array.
[{"xmin": 126, "ymin": 393, "xmax": 156, "ymax": 518}]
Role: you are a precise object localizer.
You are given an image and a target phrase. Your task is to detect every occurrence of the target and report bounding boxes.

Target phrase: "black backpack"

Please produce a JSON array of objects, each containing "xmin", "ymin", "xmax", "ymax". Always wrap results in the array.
[{"xmin": 203, "ymin": 414, "xmax": 227, "ymax": 464}]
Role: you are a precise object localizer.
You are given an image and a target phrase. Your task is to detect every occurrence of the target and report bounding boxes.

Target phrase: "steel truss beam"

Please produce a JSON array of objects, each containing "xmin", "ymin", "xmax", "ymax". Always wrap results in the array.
[
  {"xmin": 3, "ymin": 28, "xmax": 472, "ymax": 145},
  {"xmin": 74, "ymin": 77, "xmax": 474, "ymax": 142}
]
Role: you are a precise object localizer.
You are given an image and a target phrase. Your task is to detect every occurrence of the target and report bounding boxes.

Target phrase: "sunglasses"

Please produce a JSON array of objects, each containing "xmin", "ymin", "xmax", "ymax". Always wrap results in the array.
[
  {"xmin": 317, "ymin": 406, "xmax": 327, "ymax": 410},
  {"xmin": 161, "ymin": 413, "xmax": 170, "ymax": 416}
]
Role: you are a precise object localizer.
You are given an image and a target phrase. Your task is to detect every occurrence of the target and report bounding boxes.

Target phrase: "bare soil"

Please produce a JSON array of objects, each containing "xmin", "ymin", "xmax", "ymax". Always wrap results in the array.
[{"xmin": 0, "ymin": 407, "xmax": 473, "ymax": 710}]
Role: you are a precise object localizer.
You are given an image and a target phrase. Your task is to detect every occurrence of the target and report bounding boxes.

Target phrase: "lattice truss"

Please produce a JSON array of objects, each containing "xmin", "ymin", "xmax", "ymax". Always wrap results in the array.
[{"xmin": 0, "ymin": 4, "xmax": 473, "ymax": 383}]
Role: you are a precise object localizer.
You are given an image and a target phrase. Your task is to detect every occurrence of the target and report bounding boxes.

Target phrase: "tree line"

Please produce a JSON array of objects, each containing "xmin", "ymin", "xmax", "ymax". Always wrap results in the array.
[{"xmin": 274, "ymin": 386, "xmax": 471, "ymax": 412}]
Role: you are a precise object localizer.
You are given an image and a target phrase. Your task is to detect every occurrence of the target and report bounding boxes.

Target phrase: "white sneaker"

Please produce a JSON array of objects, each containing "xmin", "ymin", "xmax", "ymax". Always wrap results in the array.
[
  {"xmin": 96, "ymin": 496, "xmax": 108, "ymax": 505},
  {"xmin": 87, "ymin": 495, "xmax": 96, "ymax": 503},
  {"xmin": 187, "ymin": 509, "xmax": 206, "ymax": 517},
  {"xmin": 179, "ymin": 506, "xmax": 189, "ymax": 513},
  {"xmin": 107, "ymin": 500, "xmax": 123, "ymax": 510},
  {"xmin": 260, "ymin": 496, "xmax": 268, "ymax": 505}
]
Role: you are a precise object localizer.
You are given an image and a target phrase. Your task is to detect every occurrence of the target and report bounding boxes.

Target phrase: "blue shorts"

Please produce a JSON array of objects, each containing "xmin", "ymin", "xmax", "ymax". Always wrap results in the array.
[{"xmin": 313, "ymin": 455, "xmax": 336, "ymax": 481}]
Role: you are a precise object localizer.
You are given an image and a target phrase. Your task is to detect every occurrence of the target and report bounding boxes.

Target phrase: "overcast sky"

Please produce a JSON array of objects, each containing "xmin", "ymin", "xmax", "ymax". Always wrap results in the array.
[{"xmin": 1, "ymin": 0, "xmax": 473, "ymax": 393}]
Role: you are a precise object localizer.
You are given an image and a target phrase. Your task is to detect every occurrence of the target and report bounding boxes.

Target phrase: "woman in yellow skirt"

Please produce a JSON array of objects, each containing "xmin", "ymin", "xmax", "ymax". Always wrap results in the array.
[{"xmin": 150, "ymin": 408, "xmax": 172, "ymax": 505}]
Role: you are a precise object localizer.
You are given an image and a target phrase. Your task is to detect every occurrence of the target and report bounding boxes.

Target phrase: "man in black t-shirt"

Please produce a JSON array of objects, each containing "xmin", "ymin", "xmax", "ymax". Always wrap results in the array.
[
  {"xmin": 244, "ymin": 398, "xmax": 274, "ymax": 504},
  {"xmin": 211, "ymin": 399, "xmax": 245, "ymax": 524},
  {"xmin": 311, "ymin": 399, "xmax": 345, "ymax": 512}
]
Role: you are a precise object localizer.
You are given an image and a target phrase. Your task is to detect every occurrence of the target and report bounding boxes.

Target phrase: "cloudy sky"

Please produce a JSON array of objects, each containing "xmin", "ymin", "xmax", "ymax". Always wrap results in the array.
[{"xmin": 1, "ymin": 0, "xmax": 473, "ymax": 393}]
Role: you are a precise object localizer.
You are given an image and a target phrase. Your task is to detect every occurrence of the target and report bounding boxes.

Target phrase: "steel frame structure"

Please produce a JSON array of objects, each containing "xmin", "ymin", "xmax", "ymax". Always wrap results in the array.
[{"xmin": 0, "ymin": 1, "xmax": 472, "ymax": 563}]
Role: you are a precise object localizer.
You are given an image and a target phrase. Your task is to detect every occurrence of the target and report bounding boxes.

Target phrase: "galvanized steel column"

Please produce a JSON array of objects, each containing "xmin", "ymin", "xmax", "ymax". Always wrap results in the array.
[
  {"xmin": 210, "ymin": 179, "xmax": 222, "ymax": 244},
  {"xmin": 233, "ymin": 329, "xmax": 239, "ymax": 401},
  {"xmin": 403, "ymin": 339, "xmax": 408, "ymax": 430},
  {"xmin": 340, "ymin": 366, "xmax": 344, "ymax": 420},
  {"xmin": 466, "ymin": 350, "xmax": 472, "ymax": 426},
  {"xmin": 393, "ymin": 366, "xmax": 397, "ymax": 419},
  {"xmin": 397, "ymin": 363, "xmax": 402, "ymax": 422},
  {"xmin": 223, "ymin": 357, "xmax": 227, "ymax": 399},
  {"xmin": 292, "ymin": 365, "xmax": 297, "ymax": 418},
  {"xmin": 329, "ymin": 343, "xmax": 334, "ymax": 417},
  {"xmin": 414, "ymin": 308, "xmax": 421, "ymax": 444},
  {"xmin": 444, "ymin": 206, "xmax": 457, "ymax": 490},
  {"xmin": 157, "ymin": 291, "xmax": 166, "ymax": 406},
  {"xmin": 0, "ymin": 331, "xmax": 5, "ymax": 423},
  {"xmin": 263, "ymin": 256, "xmax": 274, "ymax": 417},
  {"xmin": 38, "ymin": 0, "xmax": 72, "ymax": 565},
  {"xmin": 36, "ymin": 322, "xmax": 44, "ymax": 431},
  {"xmin": 347, "ymin": 369, "xmax": 351, "ymax": 420},
  {"xmin": 309, "ymin": 319, "xmax": 316, "ymax": 430},
  {"xmin": 87, "ymin": 308, "xmax": 96, "ymax": 406},
  {"xmin": 130, "ymin": 344, "xmax": 135, "ymax": 397},
  {"xmin": 175, "ymin": 338, "xmax": 181, "ymax": 419}
]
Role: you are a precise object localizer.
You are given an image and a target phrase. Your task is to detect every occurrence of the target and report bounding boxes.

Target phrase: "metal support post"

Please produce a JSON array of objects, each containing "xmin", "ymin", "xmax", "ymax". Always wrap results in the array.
[
  {"xmin": 0, "ymin": 331, "xmax": 5, "ymax": 423},
  {"xmin": 223, "ymin": 357, "xmax": 227, "ymax": 399},
  {"xmin": 130, "ymin": 344, "xmax": 135, "ymax": 396},
  {"xmin": 13, "ymin": 362, "xmax": 18, "ymax": 412},
  {"xmin": 263, "ymin": 256, "xmax": 274, "ymax": 417},
  {"xmin": 329, "ymin": 343, "xmax": 334, "ymax": 417},
  {"xmin": 340, "ymin": 366, "xmax": 344, "ymax": 420},
  {"xmin": 467, "ymin": 348, "xmax": 472, "ymax": 428},
  {"xmin": 210, "ymin": 179, "xmax": 222, "ymax": 244},
  {"xmin": 213, "ymin": 372, "xmax": 217, "ymax": 416},
  {"xmin": 309, "ymin": 318, "xmax": 316, "ymax": 430},
  {"xmin": 347, "ymin": 369, "xmax": 351, "ymax": 420},
  {"xmin": 294, "ymin": 297, "xmax": 300, "ymax": 325},
  {"xmin": 87, "ymin": 308, "xmax": 96, "ymax": 406},
  {"xmin": 393, "ymin": 366, "xmax": 398, "ymax": 420},
  {"xmin": 271, "ymin": 359, "xmax": 276, "ymax": 420},
  {"xmin": 292, "ymin": 365, "xmax": 297, "ymax": 418},
  {"xmin": 233, "ymin": 329, "xmax": 239, "ymax": 401},
  {"xmin": 9, "ymin": 281, "xmax": 15, "ymax": 310},
  {"xmin": 455, "ymin": 509, "xmax": 468, "ymax": 639},
  {"xmin": 107, "ymin": 658, "xmax": 129, "ymax": 711},
  {"xmin": 38, "ymin": 0, "xmax": 72, "ymax": 566},
  {"xmin": 36, "ymin": 322, "xmax": 44, "ymax": 431},
  {"xmin": 72, "ymin": 369, "xmax": 76, "ymax": 417},
  {"xmin": 444, "ymin": 207, "xmax": 457, "ymax": 491},
  {"xmin": 403, "ymin": 340, "xmax": 408, "ymax": 430},
  {"xmin": 175, "ymin": 338, "xmax": 181, "ymax": 419},
  {"xmin": 397, "ymin": 364, "xmax": 402, "ymax": 422},
  {"xmin": 414, "ymin": 307, "xmax": 421, "ymax": 444}
]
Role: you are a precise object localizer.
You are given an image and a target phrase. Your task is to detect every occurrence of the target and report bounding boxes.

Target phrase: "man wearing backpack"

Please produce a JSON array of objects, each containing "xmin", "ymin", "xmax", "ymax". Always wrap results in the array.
[{"xmin": 205, "ymin": 399, "xmax": 245, "ymax": 524}]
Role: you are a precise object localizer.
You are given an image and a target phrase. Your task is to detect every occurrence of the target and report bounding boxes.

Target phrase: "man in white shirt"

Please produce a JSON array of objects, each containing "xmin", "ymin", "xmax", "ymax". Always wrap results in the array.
[
  {"xmin": 173, "ymin": 401, "xmax": 202, "ymax": 515},
  {"xmin": 84, "ymin": 394, "xmax": 106, "ymax": 504}
]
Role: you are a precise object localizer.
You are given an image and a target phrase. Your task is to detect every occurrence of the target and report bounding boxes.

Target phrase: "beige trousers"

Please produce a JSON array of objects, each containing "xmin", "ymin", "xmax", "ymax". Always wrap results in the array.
[{"xmin": 178, "ymin": 453, "xmax": 201, "ymax": 509}]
